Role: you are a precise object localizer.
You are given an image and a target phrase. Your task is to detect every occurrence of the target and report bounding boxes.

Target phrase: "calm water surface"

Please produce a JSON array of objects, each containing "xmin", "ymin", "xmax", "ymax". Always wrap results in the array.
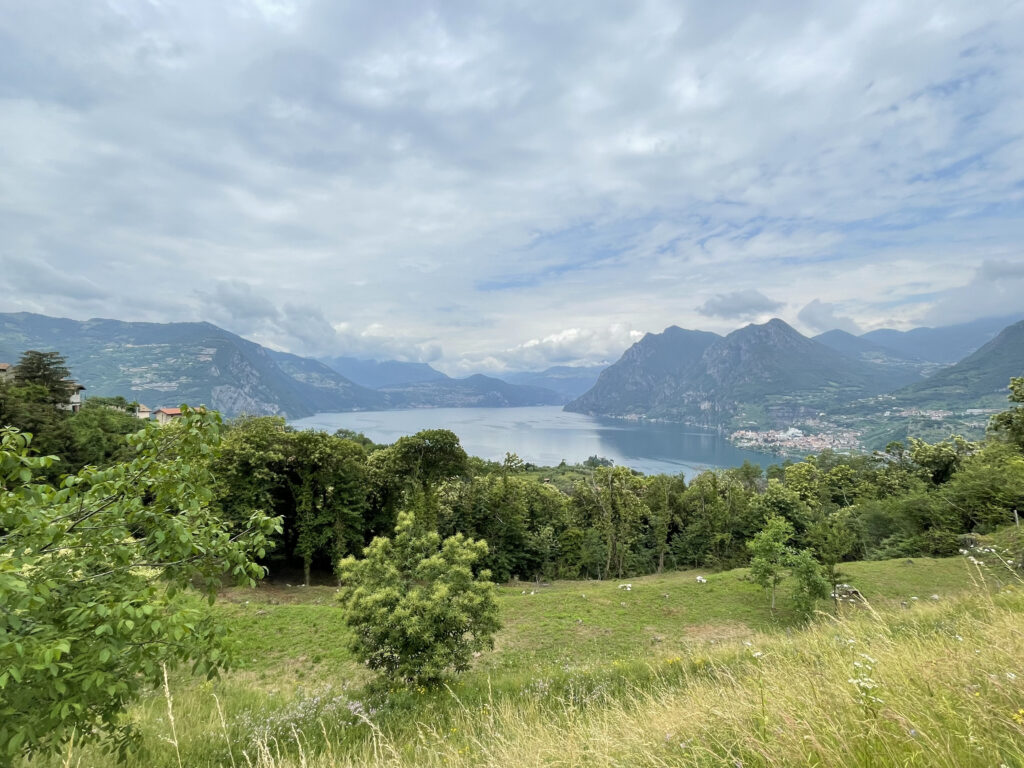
[{"xmin": 290, "ymin": 406, "xmax": 774, "ymax": 477}]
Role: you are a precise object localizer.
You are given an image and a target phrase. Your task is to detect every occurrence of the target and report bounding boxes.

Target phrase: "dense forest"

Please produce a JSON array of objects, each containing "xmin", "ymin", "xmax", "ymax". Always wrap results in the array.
[{"xmin": 4, "ymin": 350, "xmax": 1023, "ymax": 589}]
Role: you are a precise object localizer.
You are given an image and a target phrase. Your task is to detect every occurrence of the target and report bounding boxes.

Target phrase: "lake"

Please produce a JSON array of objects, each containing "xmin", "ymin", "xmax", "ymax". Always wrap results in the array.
[{"xmin": 290, "ymin": 406, "xmax": 775, "ymax": 477}]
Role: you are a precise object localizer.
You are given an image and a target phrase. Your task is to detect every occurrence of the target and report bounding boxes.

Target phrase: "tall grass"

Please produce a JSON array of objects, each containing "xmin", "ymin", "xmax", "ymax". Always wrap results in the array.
[{"xmin": 39, "ymin": 582, "xmax": 1024, "ymax": 767}]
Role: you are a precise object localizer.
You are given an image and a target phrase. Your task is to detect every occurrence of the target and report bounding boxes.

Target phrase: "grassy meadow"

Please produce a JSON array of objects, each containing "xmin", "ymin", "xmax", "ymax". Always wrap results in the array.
[{"xmin": 30, "ymin": 551, "xmax": 1024, "ymax": 768}]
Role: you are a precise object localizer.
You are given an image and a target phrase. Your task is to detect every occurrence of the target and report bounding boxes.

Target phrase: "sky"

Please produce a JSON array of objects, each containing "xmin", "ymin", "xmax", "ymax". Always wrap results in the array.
[{"xmin": 2, "ymin": 1, "xmax": 1023, "ymax": 375}]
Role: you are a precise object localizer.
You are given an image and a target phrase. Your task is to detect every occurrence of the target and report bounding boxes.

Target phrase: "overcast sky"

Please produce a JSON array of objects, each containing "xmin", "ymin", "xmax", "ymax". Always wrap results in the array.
[{"xmin": 2, "ymin": 1, "xmax": 1022, "ymax": 374}]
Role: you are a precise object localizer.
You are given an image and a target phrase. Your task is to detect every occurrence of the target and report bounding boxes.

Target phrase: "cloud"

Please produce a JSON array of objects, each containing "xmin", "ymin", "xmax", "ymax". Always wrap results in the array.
[
  {"xmin": 0, "ymin": 1, "xmax": 1022, "ymax": 369},
  {"xmin": 697, "ymin": 290, "xmax": 783, "ymax": 320},
  {"xmin": 797, "ymin": 299, "xmax": 863, "ymax": 335}
]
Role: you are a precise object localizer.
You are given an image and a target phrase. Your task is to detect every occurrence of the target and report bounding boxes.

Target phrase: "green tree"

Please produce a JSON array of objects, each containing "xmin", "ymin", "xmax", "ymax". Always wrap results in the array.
[
  {"xmin": 747, "ymin": 515, "xmax": 794, "ymax": 611},
  {"xmin": 337, "ymin": 510, "xmax": 500, "ymax": 685},
  {"xmin": 787, "ymin": 548, "xmax": 830, "ymax": 620},
  {"xmin": 12, "ymin": 350, "xmax": 71, "ymax": 404},
  {"xmin": 0, "ymin": 408, "xmax": 281, "ymax": 761},
  {"xmin": 990, "ymin": 377, "xmax": 1024, "ymax": 450}
]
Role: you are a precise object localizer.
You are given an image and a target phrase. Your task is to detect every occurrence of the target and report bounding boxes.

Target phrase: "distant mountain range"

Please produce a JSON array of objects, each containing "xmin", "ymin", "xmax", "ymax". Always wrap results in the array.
[
  {"xmin": 504, "ymin": 365, "xmax": 607, "ymax": 399},
  {"xmin": 0, "ymin": 313, "xmax": 563, "ymax": 418},
  {"xmin": 859, "ymin": 314, "xmax": 1023, "ymax": 364},
  {"xmin": 889, "ymin": 319, "xmax": 1024, "ymax": 408},
  {"xmin": 4, "ymin": 310, "xmax": 1020, "ymax": 427},
  {"xmin": 318, "ymin": 356, "xmax": 447, "ymax": 389},
  {"xmin": 567, "ymin": 316, "xmax": 1024, "ymax": 427}
]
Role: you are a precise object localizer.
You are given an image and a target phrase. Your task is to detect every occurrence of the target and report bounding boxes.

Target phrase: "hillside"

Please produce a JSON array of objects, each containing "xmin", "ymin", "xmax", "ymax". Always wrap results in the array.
[
  {"xmin": 380, "ymin": 373, "xmax": 563, "ymax": 407},
  {"xmin": 319, "ymin": 356, "xmax": 447, "ymax": 388},
  {"xmin": 889, "ymin": 319, "xmax": 1024, "ymax": 408},
  {"xmin": 47, "ymin": 556, "xmax": 1024, "ymax": 768},
  {"xmin": 566, "ymin": 326, "xmax": 720, "ymax": 417},
  {"xmin": 504, "ymin": 364, "xmax": 608, "ymax": 401},
  {"xmin": 813, "ymin": 328, "xmax": 937, "ymax": 379},
  {"xmin": 0, "ymin": 312, "xmax": 385, "ymax": 418},
  {"xmin": 567, "ymin": 319, "xmax": 918, "ymax": 426},
  {"xmin": 861, "ymin": 313, "xmax": 1024, "ymax": 364}
]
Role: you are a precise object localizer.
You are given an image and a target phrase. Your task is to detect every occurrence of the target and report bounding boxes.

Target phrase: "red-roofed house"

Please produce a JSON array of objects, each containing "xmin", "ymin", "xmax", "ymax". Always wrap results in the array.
[{"xmin": 153, "ymin": 407, "xmax": 183, "ymax": 425}]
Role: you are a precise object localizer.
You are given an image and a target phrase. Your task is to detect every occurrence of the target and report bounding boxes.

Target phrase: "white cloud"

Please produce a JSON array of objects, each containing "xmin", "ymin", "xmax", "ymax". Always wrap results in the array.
[{"xmin": 0, "ymin": 0, "xmax": 1022, "ymax": 370}]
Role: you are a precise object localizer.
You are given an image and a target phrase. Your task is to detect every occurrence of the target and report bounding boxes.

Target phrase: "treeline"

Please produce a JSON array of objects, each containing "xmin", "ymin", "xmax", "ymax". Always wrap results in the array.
[
  {"xmin": 5, "ymin": 349, "xmax": 1024, "ymax": 586},
  {"xmin": 211, "ymin": 378, "xmax": 1024, "ymax": 584},
  {"xmin": 0, "ymin": 351, "xmax": 143, "ymax": 478}
]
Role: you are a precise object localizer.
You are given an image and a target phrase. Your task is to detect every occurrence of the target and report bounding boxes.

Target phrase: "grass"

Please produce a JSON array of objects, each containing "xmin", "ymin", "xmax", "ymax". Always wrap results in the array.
[{"xmin": 25, "ymin": 553, "xmax": 1024, "ymax": 767}]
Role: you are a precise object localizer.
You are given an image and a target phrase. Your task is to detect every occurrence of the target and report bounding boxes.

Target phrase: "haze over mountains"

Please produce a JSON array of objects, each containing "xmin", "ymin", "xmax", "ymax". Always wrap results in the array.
[
  {"xmin": 1, "ymin": 311, "xmax": 1020, "ymax": 425},
  {"xmin": 0, "ymin": 313, "xmax": 566, "ymax": 418},
  {"xmin": 567, "ymin": 315, "xmax": 1024, "ymax": 427}
]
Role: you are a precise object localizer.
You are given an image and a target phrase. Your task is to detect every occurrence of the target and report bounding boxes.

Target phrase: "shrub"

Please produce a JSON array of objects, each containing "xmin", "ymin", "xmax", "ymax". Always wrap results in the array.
[{"xmin": 337, "ymin": 510, "xmax": 500, "ymax": 685}]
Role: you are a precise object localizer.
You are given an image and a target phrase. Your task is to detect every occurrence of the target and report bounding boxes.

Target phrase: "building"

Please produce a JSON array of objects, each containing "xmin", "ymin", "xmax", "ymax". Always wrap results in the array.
[
  {"xmin": 135, "ymin": 404, "xmax": 152, "ymax": 420},
  {"xmin": 58, "ymin": 381, "xmax": 86, "ymax": 414},
  {"xmin": 153, "ymin": 407, "xmax": 183, "ymax": 425},
  {"xmin": 0, "ymin": 363, "xmax": 12, "ymax": 383}
]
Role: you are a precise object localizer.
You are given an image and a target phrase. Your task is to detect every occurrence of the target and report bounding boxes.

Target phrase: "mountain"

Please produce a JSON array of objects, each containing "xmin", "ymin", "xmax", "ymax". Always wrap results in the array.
[
  {"xmin": 567, "ymin": 319, "xmax": 920, "ymax": 426},
  {"xmin": 889, "ymin": 319, "xmax": 1024, "ymax": 408},
  {"xmin": 379, "ymin": 374, "xmax": 563, "ymax": 408},
  {"xmin": 565, "ymin": 326, "xmax": 720, "ymax": 417},
  {"xmin": 503, "ymin": 365, "xmax": 607, "ymax": 401},
  {"xmin": 860, "ymin": 313, "xmax": 1024, "ymax": 364},
  {"xmin": 319, "ymin": 356, "xmax": 446, "ymax": 389},
  {"xmin": 813, "ymin": 329, "xmax": 937, "ymax": 380},
  {"xmin": 0, "ymin": 312, "xmax": 385, "ymax": 418}
]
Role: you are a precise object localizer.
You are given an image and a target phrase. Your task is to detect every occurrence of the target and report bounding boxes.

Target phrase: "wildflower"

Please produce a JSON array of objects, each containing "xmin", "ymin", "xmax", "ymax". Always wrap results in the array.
[
  {"xmin": 1012, "ymin": 709, "xmax": 1024, "ymax": 726},
  {"xmin": 752, "ymin": 651, "xmax": 763, "ymax": 659}
]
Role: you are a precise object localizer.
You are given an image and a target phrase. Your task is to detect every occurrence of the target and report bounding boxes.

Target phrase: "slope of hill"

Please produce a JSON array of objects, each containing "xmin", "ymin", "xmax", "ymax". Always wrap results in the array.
[
  {"xmin": 567, "ymin": 319, "xmax": 921, "ymax": 426},
  {"xmin": 319, "ymin": 356, "xmax": 447, "ymax": 389},
  {"xmin": 861, "ymin": 313, "xmax": 1024, "ymax": 364},
  {"xmin": 813, "ymin": 329, "xmax": 937, "ymax": 379},
  {"xmin": 565, "ymin": 326, "xmax": 720, "ymax": 417},
  {"xmin": 503, "ymin": 365, "xmax": 607, "ymax": 401},
  {"xmin": 380, "ymin": 373, "xmax": 563, "ymax": 407},
  {"xmin": 888, "ymin": 319, "xmax": 1024, "ymax": 408},
  {"xmin": 0, "ymin": 312, "xmax": 385, "ymax": 418}
]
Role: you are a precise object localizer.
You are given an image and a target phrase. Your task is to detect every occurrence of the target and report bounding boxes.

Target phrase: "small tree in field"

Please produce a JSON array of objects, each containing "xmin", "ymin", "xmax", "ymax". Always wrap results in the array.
[
  {"xmin": 337, "ymin": 509, "xmax": 500, "ymax": 685},
  {"xmin": 748, "ymin": 515, "xmax": 794, "ymax": 611}
]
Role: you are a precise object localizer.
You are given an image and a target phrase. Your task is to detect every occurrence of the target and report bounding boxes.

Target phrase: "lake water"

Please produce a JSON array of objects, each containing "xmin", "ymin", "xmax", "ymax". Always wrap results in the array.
[{"xmin": 290, "ymin": 406, "xmax": 775, "ymax": 477}]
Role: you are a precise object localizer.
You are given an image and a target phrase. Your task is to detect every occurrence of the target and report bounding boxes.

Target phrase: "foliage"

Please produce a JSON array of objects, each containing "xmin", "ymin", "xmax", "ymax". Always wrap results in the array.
[
  {"xmin": 337, "ymin": 510, "xmax": 500, "ymax": 685},
  {"xmin": 0, "ymin": 408, "xmax": 281, "ymax": 761},
  {"xmin": 786, "ymin": 547, "xmax": 830, "ymax": 619},
  {"xmin": 989, "ymin": 376, "xmax": 1024, "ymax": 449},
  {"xmin": 747, "ymin": 515, "xmax": 793, "ymax": 610},
  {"xmin": 11, "ymin": 350, "xmax": 71, "ymax": 404}
]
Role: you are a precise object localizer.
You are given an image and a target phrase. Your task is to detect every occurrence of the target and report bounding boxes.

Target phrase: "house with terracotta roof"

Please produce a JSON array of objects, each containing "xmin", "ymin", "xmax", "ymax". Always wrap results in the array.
[
  {"xmin": 0, "ymin": 363, "xmax": 12, "ymax": 383},
  {"xmin": 153, "ymin": 407, "xmax": 183, "ymax": 425}
]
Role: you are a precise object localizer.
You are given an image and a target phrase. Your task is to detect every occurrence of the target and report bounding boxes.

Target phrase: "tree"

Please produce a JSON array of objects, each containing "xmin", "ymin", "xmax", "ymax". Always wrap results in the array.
[
  {"xmin": 806, "ymin": 510, "xmax": 859, "ymax": 610},
  {"xmin": 990, "ymin": 377, "xmax": 1024, "ymax": 450},
  {"xmin": 12, "ymin": 350, "xmax": 71, "ymax": 404},
  {"xmin": 0, "ymin": 408, "xmax": 281, "ymax": 761},
  {"xmin": 747, "ymin": 515, "xmax": 794, "ymax": 611},
  {"xmin": 337, "ymin": 510, "xmax": 500, "ymax": 685},
  {"xmin": 787, "ymin": 548, "xmax": 830, "ymax": 620},
  {"xmin": 286, "ymin": 430, "xmax": 368, "ymax": 585}
]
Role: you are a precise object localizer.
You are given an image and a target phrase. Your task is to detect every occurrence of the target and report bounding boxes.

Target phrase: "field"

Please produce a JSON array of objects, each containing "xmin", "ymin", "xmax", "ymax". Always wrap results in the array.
[{"xmin": 28, "ymin": 554, "xmax": 1024, "ymax": 768}]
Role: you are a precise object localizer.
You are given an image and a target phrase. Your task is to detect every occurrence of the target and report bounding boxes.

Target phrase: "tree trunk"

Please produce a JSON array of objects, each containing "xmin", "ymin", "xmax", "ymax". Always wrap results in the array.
[{"xmin": 304, "ymin": 560, "xmax": 311, "ymax": 587}]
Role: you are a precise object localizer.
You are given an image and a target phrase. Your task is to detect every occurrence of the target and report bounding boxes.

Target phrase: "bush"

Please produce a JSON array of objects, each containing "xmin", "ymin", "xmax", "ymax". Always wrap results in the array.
[{"xmin": 337, "ymin": 510, "xmax": 500, "ymax": 685}]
